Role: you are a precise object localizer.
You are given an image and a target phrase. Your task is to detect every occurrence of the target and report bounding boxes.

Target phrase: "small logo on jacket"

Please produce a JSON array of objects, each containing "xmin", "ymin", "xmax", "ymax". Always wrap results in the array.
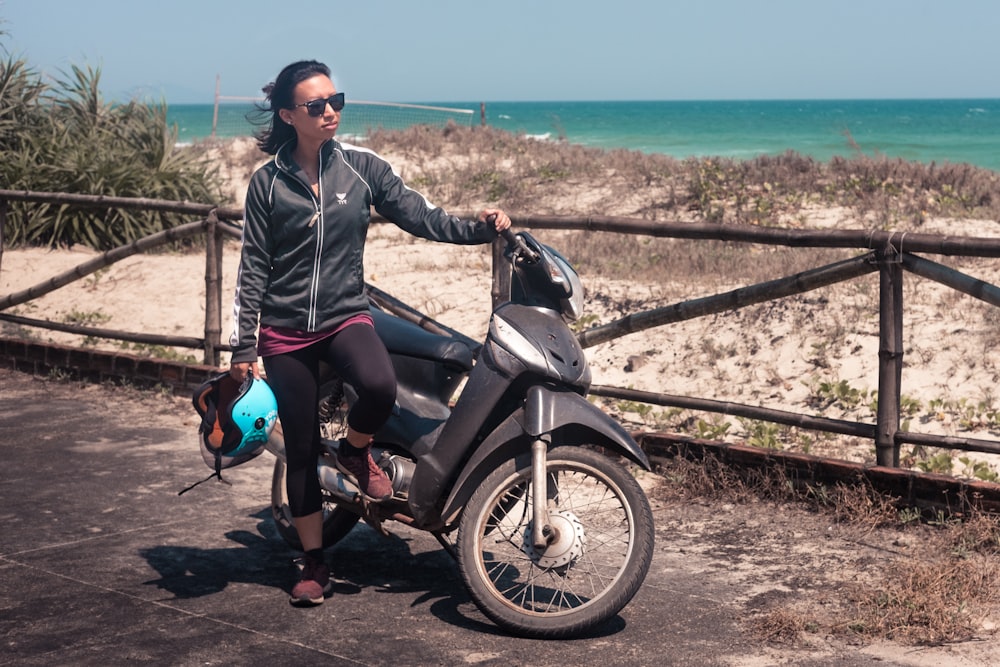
[{"xmin": 335, "ymin": 192, "xmax": 348, "ymax": 205}]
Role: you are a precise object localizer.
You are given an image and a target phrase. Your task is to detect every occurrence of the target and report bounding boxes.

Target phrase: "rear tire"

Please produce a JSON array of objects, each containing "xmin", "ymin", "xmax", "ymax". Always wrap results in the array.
[{"xmin": 271, "ymin": 456, "xmax": 360, "ymax": 550}]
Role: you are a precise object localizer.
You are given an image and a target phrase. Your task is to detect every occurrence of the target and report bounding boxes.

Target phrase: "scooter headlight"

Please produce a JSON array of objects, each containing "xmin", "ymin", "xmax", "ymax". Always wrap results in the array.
[{"xmin": 489, "ymin": 313, "xmax": 549, "ymax": 374}]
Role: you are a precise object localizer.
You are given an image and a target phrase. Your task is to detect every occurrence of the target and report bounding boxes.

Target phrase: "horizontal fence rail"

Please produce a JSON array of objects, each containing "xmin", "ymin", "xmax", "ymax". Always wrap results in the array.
[
  {"xmin": 510, "ymin": 214, "xmax": 1000, "ymax": 256},
  {"xmin": 576, "ymin": 253, "xmax": 880, "ymax": 349},
  {"xmin": 3, "ymin": 190, "xmax": 1000, "ymax": 474}
]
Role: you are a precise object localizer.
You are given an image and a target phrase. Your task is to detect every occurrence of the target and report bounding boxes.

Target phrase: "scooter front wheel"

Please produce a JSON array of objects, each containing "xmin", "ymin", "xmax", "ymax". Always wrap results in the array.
[
  {"xmin": 270, "ymin": 456, "xmax": 360, "ymax": 550},
  {"xmin": 457, "ymin": 445, "xmax": 654, "ymax": 638}
]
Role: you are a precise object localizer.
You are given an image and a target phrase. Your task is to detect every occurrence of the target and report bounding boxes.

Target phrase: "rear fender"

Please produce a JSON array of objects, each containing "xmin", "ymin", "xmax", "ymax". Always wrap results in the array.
[{"xmin": 439, "ymin": 385, "xmax": 649, "ymax": 526}]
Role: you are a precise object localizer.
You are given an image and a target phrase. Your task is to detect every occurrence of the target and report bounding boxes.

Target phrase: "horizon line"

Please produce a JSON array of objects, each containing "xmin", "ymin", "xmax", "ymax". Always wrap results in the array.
[{"xmin": 169, "ymin": 95, "xmax": 1000, "ymax": 106}]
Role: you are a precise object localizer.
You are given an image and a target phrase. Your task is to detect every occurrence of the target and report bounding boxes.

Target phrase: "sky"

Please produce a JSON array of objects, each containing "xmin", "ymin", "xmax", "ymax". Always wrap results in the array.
[{"xmin": 2, "ymin": 0, "xmax": 999, "ymax": 104}]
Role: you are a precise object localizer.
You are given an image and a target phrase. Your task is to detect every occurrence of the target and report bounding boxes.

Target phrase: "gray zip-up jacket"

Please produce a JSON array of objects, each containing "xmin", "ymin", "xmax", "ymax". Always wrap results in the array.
[{"xmin": 229, "ymin": 138, "xmax": 497, "ymax": 364}]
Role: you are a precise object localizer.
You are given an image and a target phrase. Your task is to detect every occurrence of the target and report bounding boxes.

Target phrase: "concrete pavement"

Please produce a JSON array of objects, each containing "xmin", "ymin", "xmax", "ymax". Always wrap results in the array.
[{"xmin": 0, "ymin": 368, "xmax": 921, "ymax": 666}]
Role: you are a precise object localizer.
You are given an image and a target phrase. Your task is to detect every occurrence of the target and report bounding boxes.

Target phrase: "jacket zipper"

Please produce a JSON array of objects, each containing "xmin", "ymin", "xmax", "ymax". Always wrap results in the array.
[{"xmin": 307, "ymin": 154, "xmax": 324, "ymax": 332}]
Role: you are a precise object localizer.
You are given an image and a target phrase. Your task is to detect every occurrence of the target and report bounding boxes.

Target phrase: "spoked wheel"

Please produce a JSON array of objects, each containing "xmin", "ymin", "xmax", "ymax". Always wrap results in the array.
[
  {"xmin": 269, "ymin": 378, "xmax": 360, "ymax": 550},
  {"xmin": 457, "ymin": 446, "xmax": 654, "ymax": 639}
]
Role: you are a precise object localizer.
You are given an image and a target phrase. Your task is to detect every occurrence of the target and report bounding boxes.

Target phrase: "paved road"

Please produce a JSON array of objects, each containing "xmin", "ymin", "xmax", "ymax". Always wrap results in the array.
[{"xmin": 0, "ymin": 369, "xmax": 921, "ymax": 666}]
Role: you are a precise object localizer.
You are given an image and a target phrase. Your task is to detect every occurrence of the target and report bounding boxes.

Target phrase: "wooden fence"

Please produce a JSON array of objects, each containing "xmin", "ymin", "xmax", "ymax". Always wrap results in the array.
[{"xmin": 3, "ymin": 190, "xmax": 1000, "ymax": 471}]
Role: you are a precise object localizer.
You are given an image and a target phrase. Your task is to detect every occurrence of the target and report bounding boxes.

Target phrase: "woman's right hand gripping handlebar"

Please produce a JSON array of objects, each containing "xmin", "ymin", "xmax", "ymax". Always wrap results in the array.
[{"xmin": 480, "ymin": 209, "xmax": 511, "ymax": 234}]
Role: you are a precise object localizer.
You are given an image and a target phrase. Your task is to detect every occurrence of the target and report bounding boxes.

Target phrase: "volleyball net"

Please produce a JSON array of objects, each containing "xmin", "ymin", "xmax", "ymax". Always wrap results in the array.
[{"xmin": 211, "ymin": 95, "xmax": 479, "ymax": 139}]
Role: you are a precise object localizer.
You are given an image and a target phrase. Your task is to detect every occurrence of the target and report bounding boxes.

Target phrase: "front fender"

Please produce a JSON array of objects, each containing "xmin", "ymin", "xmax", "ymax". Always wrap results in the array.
[
  {"xmin": 523, "ymin": 386, "xmax": 647, "ymax": 468},
  {"xmin": 438, "ymin": 385, "xmax": 649, "ymax": 527}
]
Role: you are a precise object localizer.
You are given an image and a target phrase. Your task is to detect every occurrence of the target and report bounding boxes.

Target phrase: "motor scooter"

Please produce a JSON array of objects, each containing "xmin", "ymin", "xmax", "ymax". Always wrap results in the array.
[{"xmin": 267, "ymin": 230, "xmax": 654, "ymax": 638}]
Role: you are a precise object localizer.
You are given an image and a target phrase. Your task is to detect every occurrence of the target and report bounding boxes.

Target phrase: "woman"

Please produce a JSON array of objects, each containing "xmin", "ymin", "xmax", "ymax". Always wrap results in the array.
[{"xmin": 228, "ymin": 60, "xmax": 510, "ymax": 607}]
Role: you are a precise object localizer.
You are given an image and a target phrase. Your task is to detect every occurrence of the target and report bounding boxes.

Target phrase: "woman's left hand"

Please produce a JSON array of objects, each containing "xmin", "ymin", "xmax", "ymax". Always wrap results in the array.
[{"xmin": 480, "ymin": 209, "xmax": 512, "ymax": 233}]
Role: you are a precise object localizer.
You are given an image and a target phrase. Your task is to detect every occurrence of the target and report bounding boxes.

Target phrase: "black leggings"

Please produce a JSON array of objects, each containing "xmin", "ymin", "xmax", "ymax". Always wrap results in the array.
[{"xmin": 263, "ymin": 323, "xmax": 396, "ymax": 517}]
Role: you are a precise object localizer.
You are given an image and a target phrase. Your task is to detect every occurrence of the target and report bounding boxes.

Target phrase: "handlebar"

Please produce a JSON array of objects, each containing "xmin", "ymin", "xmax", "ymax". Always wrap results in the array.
[
  {"xmin": 484, "ymin": 213, "xmax": 539, "ymax": 263},
  {"xmin": 492, "ymin": 218, "xmax": 539, "ymax": 263}
]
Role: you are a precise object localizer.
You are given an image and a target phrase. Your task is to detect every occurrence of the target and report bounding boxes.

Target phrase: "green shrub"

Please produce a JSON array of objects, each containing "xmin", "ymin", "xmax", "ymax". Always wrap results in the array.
[{"xmin": 0, "ymin": 42, "xmax": 222, "ymax": 249}]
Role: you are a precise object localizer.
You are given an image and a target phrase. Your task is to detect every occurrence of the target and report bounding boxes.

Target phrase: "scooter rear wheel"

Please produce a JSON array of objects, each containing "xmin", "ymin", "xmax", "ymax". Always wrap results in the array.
[
  {"xmin": 271, "ymin": 456, "xmax": 360, "ymax": 551},
  {"xmin": 457, "ymin": 445, "xmax": 654, "ymax": 638}
]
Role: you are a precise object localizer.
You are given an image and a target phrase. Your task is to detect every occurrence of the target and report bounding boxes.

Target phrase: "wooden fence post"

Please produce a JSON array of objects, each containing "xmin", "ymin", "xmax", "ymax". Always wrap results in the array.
[
  {"xmin": 204, "ymin": 210, "xmax": 224, "ymax": 367},
  {"xmin": 876, "ymin": 251, "xmax": 904, "ymax": 466}
]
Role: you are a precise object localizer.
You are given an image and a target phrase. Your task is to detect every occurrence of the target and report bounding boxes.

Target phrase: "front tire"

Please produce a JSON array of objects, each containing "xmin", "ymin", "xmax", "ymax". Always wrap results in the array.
[{"xmin": 457, "ymin": 446, "xmax": 654, "ymax": 638}]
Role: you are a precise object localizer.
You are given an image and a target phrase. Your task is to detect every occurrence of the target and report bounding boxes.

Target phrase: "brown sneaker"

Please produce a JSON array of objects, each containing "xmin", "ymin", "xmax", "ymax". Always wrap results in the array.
[
  {"xmin": 335, "ymin": 440, "xmax": 393, "ymax": 502},
  {"xmin": 290, "ymin": 558, "xmax": 332, "ymax": 607}
]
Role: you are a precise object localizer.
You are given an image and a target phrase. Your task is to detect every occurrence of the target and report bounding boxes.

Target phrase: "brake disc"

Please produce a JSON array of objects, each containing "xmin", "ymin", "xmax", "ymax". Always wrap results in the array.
[{"xmin": 521, "ymin": 509, "xmax": 586, "ymax": 570}]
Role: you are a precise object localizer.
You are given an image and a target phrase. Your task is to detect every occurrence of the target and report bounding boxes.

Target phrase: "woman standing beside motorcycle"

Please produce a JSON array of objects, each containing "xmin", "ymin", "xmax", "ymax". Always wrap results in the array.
[{"xmin": 228, "ymin": 60, "xmax": 510, "ymax": 607}]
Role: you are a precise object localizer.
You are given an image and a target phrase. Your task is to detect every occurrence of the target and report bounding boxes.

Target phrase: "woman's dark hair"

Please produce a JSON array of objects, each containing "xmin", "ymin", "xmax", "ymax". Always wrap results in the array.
[{"xmin": 248, "ymin": 60, "xmax": 331, "ymax": 155}]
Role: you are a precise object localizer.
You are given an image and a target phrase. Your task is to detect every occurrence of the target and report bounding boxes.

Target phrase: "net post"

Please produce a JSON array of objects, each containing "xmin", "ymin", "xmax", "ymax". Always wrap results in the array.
[{"xmin": 211, "ymin": 74, "xmax": 220, "ymax": 138}]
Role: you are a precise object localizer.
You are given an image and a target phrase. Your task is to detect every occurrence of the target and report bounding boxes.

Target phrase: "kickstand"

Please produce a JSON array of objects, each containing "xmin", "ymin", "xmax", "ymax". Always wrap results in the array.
[{"xmin": 432, "ymin": 531, "xmax": 458, "ymax": 561}]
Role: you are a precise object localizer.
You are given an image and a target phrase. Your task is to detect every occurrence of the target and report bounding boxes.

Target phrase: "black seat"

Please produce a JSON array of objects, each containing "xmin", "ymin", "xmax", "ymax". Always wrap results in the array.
[{"xmin": 370, "ymin": 308, "xmax": 475, "ymax": 372}]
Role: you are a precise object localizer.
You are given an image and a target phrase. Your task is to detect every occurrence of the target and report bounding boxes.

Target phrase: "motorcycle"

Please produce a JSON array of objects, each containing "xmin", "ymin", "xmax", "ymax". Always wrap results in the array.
[{"xmin": 266, "ymin": 229, "xmax": 655, "ymax": 638}]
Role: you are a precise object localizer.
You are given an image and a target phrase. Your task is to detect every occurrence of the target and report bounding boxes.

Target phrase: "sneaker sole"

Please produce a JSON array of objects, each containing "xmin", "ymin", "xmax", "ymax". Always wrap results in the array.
[{"xmin": 289, "ymin": 582, "xmax": 332, "ymax": 607}]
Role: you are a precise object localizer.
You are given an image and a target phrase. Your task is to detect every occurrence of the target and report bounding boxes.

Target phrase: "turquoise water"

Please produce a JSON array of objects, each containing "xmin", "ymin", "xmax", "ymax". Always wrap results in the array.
[{"xmin": 167, "ymin": 98, "xmax": 1000, "ymax": 172}]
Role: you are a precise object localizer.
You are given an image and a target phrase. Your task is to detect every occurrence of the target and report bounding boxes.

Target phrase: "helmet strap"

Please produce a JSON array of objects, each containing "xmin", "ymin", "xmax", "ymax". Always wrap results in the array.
[{"xmin": 177, "ymin": 454, "xmax": 233, "ymax": 495}]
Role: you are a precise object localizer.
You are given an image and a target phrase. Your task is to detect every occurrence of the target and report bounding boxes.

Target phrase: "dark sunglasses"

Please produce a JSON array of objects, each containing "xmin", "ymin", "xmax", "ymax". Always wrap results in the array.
[{"xmin": 292, "ymin": 92, "xmax": 345, "ymax": 117}]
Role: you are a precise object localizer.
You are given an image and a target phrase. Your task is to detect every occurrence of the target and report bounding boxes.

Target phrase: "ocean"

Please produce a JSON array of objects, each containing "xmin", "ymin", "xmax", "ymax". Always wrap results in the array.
[{"xmin": 167, "ymin": 98, "xmax": 1000, "ymax": 172}]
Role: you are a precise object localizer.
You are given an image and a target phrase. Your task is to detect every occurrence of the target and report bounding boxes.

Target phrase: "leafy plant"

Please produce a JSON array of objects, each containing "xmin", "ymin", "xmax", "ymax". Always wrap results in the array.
[
  {"xmin": 62, "ymin": 310, "xmax": 112, "ymax": 326},
  {"xmin": 958, "ymin": 456, "xmax": 999, "ymax": 483},
  {"xmin": 569, "ymin": 312, "xmax": 601, "ymax": 333},
  {"xmin": 914, "ymin": 451, "xmax": 954, "ymax": 475},
  {"xmin": 694, "ymin": 416, "xmax": 731, "ymax": 440},
  {"xmin": 738, "ymin": 418, "xmax": 785, "ymax": 450},
  {"xmin": 116, "ymin": 341, "xmax": 199, "ymax": 364},
  {"xmin": 0, "ymin": 37, "xmax": 223, "ymax": 249},
  {"xmin": 615, "ymin": 398, "xmax": 654, "ymax": 420},
  {"xmin": 809, "ymin": 378, "xmax": 870, "ymax": 411},
  {"xmin": 899, "ymin": 395, "xmax": 923, "ymax": 417}
]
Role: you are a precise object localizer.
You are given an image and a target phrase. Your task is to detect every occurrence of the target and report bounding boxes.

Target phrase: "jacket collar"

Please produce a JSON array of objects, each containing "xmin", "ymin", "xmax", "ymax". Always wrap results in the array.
[{"xmin": 274, "ymin": 138, "xmax": 338, "ymax": 173}]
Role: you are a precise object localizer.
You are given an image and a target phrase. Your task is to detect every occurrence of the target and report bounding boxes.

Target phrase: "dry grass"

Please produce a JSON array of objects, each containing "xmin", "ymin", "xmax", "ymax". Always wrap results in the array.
[
  {"xmin": 203, "ymin": 125, "xmax": 1000, "ymax": 289},
  {"xmin": 744, "ymin": 608, "xmax": 814, "ymax": 646},
  {"xmin": 360, "ymin": 124, "xmax": 1000, "ymax": 227},
  {"xmin": 654, "ymin": 453, "xmax": 1000, "ymax": 647},
  {"xmin": 360, "ymin": 125, "xmax": 1000, "ymax": 291},
  {"xmin": 846, "ymin": 558, "xmax": 1000, "ymax": 645},
  {"xmin": 656, "ymin": 452, "xmax": 901, "ymax": 530}
]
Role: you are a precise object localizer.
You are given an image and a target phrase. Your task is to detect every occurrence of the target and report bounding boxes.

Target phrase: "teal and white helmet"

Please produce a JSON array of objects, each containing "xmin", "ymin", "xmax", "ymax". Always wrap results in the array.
[{"xmin": 192, "ymin": 373, "xmax": 278, "ymax": 474}]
